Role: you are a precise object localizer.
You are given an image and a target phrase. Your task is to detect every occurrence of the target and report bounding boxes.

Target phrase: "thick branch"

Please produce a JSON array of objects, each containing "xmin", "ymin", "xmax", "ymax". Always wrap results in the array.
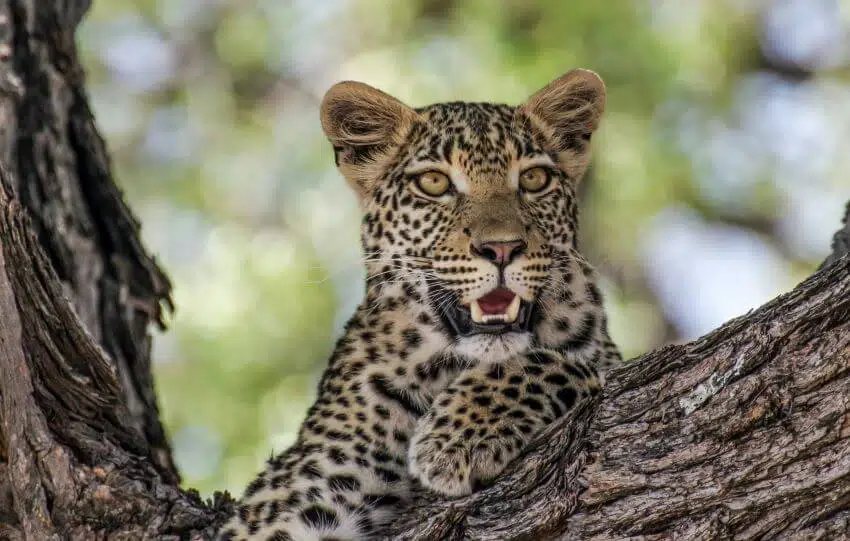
[
  {"xmin": 0, "ymin": 167, "xmax": 234, "ymax": 538},
  {"xmin": 388, "ymin": 208, "xmax": 850, "ymax": 540},
  {"xmin": 0, "ymin": 0, "xmax": 234, "ymax": 537},
  {"xmin": 0, "ymin": 0, "xmax": 176, "ymax": 482}
]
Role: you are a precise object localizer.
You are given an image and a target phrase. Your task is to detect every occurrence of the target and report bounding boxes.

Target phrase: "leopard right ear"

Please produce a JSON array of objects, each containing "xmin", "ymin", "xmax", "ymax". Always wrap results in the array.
[{"xmin": 320, "ymin": 81, "xmax": 418, "ymax": 199}]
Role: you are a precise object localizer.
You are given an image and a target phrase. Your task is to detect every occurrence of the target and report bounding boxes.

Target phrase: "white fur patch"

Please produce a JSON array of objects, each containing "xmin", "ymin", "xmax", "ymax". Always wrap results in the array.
[{"xmin": 454, "ymin": 332, "xmax": 532, "ymax": 363}]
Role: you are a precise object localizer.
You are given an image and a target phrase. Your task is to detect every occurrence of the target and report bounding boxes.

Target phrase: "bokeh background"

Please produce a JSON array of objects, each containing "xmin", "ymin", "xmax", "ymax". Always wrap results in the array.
[{"xmin": 77, "ymin": 0, "xmax": 850, "ymax": 497}]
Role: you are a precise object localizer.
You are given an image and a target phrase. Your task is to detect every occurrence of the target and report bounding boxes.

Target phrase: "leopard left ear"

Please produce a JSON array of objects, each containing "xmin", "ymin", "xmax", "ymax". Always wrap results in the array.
[
  {"xmin": 320, "ymin": 81, "xmax": 418, "ymax": 200},
  {"xmin": 517, "ymin": 69, "xmax": 606, "ymax": 178}
]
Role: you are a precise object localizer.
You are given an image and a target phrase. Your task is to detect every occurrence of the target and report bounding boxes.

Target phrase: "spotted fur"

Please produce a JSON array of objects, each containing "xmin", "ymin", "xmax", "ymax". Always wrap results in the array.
[{"xmin": 218, "ymin": 69, "xmax": 622, "ymax": 540}]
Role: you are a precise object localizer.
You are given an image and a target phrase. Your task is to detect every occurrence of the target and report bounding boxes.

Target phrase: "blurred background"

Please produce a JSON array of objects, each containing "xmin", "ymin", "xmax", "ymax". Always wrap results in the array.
[{"xmin": 77, "ymin": 0, "xmax": 850, "ymax": 497}]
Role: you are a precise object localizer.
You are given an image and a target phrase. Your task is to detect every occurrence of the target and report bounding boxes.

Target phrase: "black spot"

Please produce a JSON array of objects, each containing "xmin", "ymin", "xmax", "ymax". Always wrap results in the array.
[
  {"xmin": 372, "ymin": 423, "xmax": 387, "ymax": 437},
  {"xmin": 328, "ymin": 474, "xmax": 361, "ymax": 492},
  {"xmin": 528, "ymin": 351, "xmax": 556, "ymax": 365},
  {"xmin": 374, "ymin": 467, "xmax": 401, "ymax": 483},
  {"xmin": 492, "ymin": 404, "xmax": 509, "ymax": 415},
  {"xmin": 268, "ymin": 532, "xmax": 293, "ymax": 541},
  {"xmin": 521, "ymin": 397, "xmax": 544, "ymax": 411},
  {"xmin": 473, "ymin": 395, "xmax": 492, "ymax": 407},
  {"xmin": 300, "ymin": 460, "xmax": 322, "ymax": 479},
  {"xmin": 526, "ymin": 383, "xmax": 544, "ymax": 395},
  {"xmin": 547, "ymin": 396, "xmax": 564, "ymax": 418},
  {"xmin": 369, "ymin": 374, "xmax": 428, "ymax": 416},
  {"xmin": 363, "ymin": 493, "xmax": 403, "ymax": 507},
  {"xmin": 372, "ymin": 447, "xmax": 393, "ymax": 463},
  {"xmin": 557, "ymin": 387, "xmax": 577, "ymax": 409},
  {"xmin": 586, "ymin": 282, "xmax": 603, "ymax": 305},
  {"xmin": 502, "ymin": 387, "xmax": 520, "ymax": 399},
  {"xmin": 300, "ymin": 506, "xmax": 340, "ymax": 528},
  {"xmin": 402, "ymin": 328, "xmax": 422, "ymax": 348},
  {"xmin": 374, "ymin": 404, "xmax": 391, "ymax": 419},
  {"xmin": 563, "ymin": 363, "xmax": 588, "ymax": 380},
  {"xmin": 244, "ymin": 475, "xmax": 266, "ymax": 497},
  {"xmin": 328, "ymin": 447, "xmax": 348, "ymax": 465},
  {"xmin": 265, "ymin": 500, "xmax": 282, "ymax": 524},
  {"xmin": 328, "ymin": 428, "xmax": 354, "ymax": 441},
  {"xmin": 285, "ymin": 492, "xmax": 302, "ymax": 508},
  {"xmin": 306, "ymin": 486, "xmax": 323, "ymax": 502},
  {"xmin": 487, "ymin": 364, "xmax": 505, "ymax": 380},
  {"xmin": 544, "ymin": 373, "xmax": 568, "ymax": 386}
]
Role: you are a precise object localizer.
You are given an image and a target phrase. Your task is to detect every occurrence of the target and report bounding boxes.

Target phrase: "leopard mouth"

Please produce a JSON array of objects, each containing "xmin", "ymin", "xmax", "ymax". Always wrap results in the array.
[{"xmin": 429, "ymin": 284, "xmax": 538, "ymax": 337}]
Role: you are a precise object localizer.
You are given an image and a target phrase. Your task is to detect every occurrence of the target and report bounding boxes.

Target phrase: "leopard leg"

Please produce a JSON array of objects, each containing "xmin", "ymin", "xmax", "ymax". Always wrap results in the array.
[{"xmin": 408, "ymin": 349, "xmax": 600, "ymax": 497}]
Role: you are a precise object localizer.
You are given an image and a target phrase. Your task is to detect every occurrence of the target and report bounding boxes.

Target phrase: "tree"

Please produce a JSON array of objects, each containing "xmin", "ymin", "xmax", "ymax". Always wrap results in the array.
[{"xmin": 0, "ymin": 0, "xmax": 848, "ymax": 539}]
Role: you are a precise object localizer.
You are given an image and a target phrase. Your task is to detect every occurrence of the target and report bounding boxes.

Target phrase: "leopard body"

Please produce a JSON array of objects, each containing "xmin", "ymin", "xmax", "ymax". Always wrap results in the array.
[{"xmin": 218, "ymin": 69, "xmax": 621, "ymax": 541}]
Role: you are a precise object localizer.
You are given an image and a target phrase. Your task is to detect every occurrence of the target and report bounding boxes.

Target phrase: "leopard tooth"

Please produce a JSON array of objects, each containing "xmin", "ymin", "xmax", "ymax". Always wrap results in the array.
[
  {"xmin": 470, "ymin": 300, "xmax": 485, "ymax": 323},
  {"xmin": 470, "ymin": 294, "xmax": 521, "ymax": 324},
  {"xmin": 504, "ymin": 294, "xmax": 521, "ymax": 323}
]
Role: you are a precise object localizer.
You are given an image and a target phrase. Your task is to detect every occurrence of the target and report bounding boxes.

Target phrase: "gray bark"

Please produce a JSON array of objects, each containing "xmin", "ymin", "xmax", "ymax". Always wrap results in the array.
[
  {"xmin": 387, "ymin": 215, "xmax": 850, "ymax": 539},
  {"xmin": 0, "ymin": 0, "xmax": 849, "ymax": 539},
  {"xmin": 0, "ymin": 0, "xmax": 231, "ymax": 538}
]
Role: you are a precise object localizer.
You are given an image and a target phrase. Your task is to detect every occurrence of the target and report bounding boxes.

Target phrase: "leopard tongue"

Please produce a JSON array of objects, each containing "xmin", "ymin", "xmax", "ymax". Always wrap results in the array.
[{"xmin": 470, "ymin": 289, "xmax": 521, "ymax": 324}]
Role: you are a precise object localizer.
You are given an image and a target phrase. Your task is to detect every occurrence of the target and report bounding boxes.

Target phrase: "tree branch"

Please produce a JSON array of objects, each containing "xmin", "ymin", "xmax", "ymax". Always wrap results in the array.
[
  {"xmin": 387, "ymin": 206, "xmax": 850, "ymax": 540},
  {"xmin": 0, "ymin": 165, "xmax": 233, "ymax": 538},
  {"xmin": 1, "ymin": 0, "xmax": 177, "ymax": 483},
  {"xmin": 0, "ymin": 0, "xmax": 234, "ymax": 537}
]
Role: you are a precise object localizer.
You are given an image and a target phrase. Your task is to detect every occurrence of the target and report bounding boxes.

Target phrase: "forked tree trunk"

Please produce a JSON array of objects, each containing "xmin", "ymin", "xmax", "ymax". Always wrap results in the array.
[{"xmin": 0, "ymin": 1, "xmax": 848, "ymax": 540}]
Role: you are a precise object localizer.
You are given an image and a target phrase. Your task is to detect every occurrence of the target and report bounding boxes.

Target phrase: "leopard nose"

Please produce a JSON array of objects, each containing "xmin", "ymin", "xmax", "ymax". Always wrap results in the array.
[{"xmin": 471, "ymin": 239, "xmax": 527, "ymax": 266}]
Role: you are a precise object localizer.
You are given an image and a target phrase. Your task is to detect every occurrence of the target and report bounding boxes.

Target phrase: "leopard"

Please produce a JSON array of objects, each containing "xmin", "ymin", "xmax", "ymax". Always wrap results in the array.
[{"xmin": 217, "ymin": 68, "xmax": 622, "ymax": 541}]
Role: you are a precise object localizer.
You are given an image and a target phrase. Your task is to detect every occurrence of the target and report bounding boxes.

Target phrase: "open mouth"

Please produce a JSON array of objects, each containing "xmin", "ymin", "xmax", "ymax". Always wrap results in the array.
[{"xmin": 429, "ymin": 285, "xmax": 537, "ymax": 337}]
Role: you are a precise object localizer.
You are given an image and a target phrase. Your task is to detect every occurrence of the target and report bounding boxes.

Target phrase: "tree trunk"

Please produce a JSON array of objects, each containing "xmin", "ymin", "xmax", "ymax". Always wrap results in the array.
[
  {"xmin": 0, "ymin": 1, "xmax": 848, "ymax": 540},
  {"xmin": 0, "ymin": 0, "xmax": 231, "ymax": 538}
]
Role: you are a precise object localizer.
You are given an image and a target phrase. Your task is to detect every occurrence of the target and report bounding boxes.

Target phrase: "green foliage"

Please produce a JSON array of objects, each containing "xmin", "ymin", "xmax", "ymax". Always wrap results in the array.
[{"xmin": 78, "ymin": 0, "xmax": 844, "ymax": 496}]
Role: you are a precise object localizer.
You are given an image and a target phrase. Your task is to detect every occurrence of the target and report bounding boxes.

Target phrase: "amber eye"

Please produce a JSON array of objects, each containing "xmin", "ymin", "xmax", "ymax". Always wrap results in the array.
[
  {"xmin": 519, "ymin": 167, "xmax": 551, "ymax": 193},
  {"xmin": 414, "ymin": 171, "xmax": 452, "ymax": 197}
]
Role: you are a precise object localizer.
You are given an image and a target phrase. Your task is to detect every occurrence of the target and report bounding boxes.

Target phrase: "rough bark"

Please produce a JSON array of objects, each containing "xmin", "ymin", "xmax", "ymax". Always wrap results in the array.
[
  {"xmin": 387, "ymin": 219, "xmax": 850, "ymax": 540},
  {"xmin": 0, "ymin": 0, "xmax": 232, "ymax": 538},
  {"xmin": 0, "ymin": 0, "xmax": 849, "ymax": 540}
]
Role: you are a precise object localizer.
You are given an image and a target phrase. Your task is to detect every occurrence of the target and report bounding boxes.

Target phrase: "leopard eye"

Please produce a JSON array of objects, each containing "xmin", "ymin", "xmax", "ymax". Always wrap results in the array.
[
  {"xmin": 414, "ymin": 171, "xmax": 451, "ymax": 197},
  {"xmin": 519, "ymin": 167, "xmax": 551, "ymax": 193}
]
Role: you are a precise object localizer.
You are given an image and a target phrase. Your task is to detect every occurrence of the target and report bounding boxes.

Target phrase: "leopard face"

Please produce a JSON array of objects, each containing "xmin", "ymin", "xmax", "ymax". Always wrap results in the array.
[{"xmin": 322, "ymin": 70, "xmax": 605, "ymax": 362}]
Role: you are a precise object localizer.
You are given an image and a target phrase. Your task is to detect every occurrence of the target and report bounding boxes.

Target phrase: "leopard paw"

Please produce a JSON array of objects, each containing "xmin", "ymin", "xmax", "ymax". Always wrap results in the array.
[
  {"xmin": 408, "ymin": 429, "xmax": 472, "ymax": 497},
  {"xmin": 408, "ymin": 420, "xmax": 522, "ymax": 497}
]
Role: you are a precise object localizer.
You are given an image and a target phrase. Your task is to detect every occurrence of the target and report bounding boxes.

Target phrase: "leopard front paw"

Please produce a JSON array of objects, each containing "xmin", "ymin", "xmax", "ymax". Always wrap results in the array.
[
  {"xmin": 408, "ymin": 421, "xmax": 522, "ymax": 497},
  {"xmin": 408, "ymin": 429, "xmax": 473, "ymax": 497}
]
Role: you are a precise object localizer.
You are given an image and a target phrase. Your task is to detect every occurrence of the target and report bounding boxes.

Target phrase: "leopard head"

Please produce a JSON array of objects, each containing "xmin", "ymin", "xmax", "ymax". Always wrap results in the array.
[{"xmin": 320, "ymin": 70, "xmax": 607, "ymax": 362}]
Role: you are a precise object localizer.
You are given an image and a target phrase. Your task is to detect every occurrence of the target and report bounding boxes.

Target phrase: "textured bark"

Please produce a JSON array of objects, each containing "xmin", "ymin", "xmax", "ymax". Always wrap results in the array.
[
  {"xmin": 386, "ymin": 210, "xmax": 850, "ymax": 541},
  {"xmin": 0, "ymin": 0, "xmax": 849, "ymax": 540},
  {"xmin": 0, "ymin": 0, "xmax": 232, "ymax": 538}
]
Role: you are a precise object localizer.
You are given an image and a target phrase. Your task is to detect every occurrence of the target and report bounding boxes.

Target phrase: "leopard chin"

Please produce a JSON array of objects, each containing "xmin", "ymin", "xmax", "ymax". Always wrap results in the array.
[{"xmin": 454, "ymin": 332, "xmax": 534, "ymax": 363}]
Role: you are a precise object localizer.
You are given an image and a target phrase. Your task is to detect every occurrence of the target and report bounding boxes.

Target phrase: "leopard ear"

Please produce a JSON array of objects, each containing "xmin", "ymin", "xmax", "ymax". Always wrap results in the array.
[
  {"xmin": 320, "ymin": 81, "xmax": 418, "ymax": 198},
  {"xmin": 518, "ymin": 69, "xmax": 606, "ymax": 178}
]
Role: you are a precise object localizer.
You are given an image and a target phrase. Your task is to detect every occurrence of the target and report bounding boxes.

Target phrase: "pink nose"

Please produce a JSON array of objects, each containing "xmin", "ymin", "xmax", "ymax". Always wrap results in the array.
[{"xmin": 471, "ymin": 239, "xmax": 527, "ymax": 266}]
